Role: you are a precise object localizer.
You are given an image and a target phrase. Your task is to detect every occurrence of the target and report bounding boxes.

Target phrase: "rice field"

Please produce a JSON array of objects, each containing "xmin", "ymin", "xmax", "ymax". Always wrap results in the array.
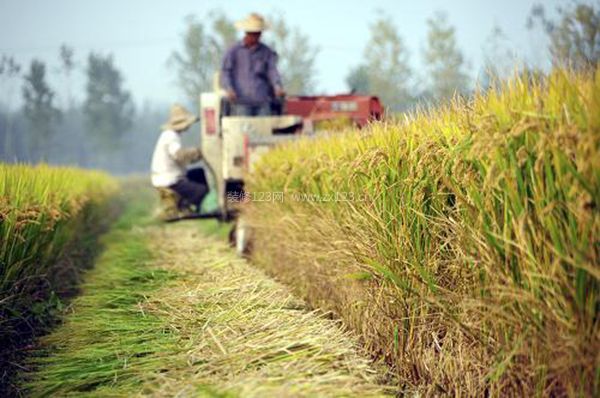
[
  {"xmin": 244, "ymin": 68, "xmax": 600, "ymax": 396},
  {"xmin": 3, "ymin": 68, "xmax": 598, "ymax": 396},
  {"xmin": 0, "ymin": 164, "xmax": 118, "ymax": 392}
]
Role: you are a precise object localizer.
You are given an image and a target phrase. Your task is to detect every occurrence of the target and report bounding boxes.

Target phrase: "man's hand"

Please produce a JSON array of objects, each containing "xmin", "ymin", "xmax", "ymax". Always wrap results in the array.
[
  {"xmin": 227, "ymin": 89, "xmax": 237, "ymax": 102},
  {"xmin": 174, "ymin": 147, "xmax": 203, "ymax": 165}
]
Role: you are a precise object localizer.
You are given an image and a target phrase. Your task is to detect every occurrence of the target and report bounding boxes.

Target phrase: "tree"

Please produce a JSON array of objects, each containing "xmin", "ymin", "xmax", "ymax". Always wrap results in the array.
[
  {"xmin": 346, "ymin": 65, "xmax": 371, "ymax": 94},
  {"xmin": 169, "ymin": 11, "xmax": 319, "ymax": 102},
  {"xmin": 528, "ymin": 2, "xmax": 600, "ymax": 70},
  {"xmin": 0, "ymin": 55, "xmax": 22, "ymax": 160},
  {"xmin": 423, "ymin": 11, "xmax": 470, "ymax": 102},
  {"xmin": 0, "ymin": 55, "xmax": 21, "ymax": 82},
  {"xmin": 345, "ymin": 14, "xmax": 414, "ymax": 111},
  {"xmin": 210, "ymin": 10, "xmax": 238, "ymax": 58},
  {"xmin": 266, "ymin": 13, "xmax": 319, "ymax": 95},
  {"xmin": 83, "ymin": 53, "xmax": 134, "ymax": 149},
  {"xmin": 168, "ymin": 11, "xmax": 236, "ymax": 105},
  {"xmin": 21, "ymin": 59, "xmax": 60, "ymax": 160},
  {"xmin": 58, "ymin": 44, "xmax": 76, "ymax": 108},
  {"xmin": 480, "ymin": 24, "xmax": 518, "ymax": 88}
]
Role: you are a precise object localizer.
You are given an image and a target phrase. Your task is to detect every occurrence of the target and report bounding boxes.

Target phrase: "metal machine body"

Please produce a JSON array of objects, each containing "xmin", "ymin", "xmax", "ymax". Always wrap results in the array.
[
  {"xmin": 200, "ymin": 90, "xmax": 303, "ymax": 220},
  {"xmin": 285, "ymin": 94, "xmax": 384, "ymax": 128}
]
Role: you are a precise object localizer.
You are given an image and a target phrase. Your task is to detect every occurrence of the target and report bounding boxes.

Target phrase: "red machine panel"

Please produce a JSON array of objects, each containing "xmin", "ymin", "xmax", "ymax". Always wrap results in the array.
[{"xmin": 284, "ymin": 94, "xmax": 384, "ymax": 128}]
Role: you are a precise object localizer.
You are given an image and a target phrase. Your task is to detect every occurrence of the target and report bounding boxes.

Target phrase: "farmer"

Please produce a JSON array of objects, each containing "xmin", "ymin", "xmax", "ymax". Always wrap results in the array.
[
  {"xmin": 150, "ymin": 104, "xmax": 208, "ymax": 213},
  {"xmin": 220, "ymin": 12, "xmax": 285, "ymax": 116}
]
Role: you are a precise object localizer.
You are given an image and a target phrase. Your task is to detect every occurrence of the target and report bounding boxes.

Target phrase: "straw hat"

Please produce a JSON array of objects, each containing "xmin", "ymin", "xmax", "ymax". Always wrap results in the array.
[
  {"xmin": 162, "ymin": 104, "xmax": 198, "ymax": 131},
  {"xmin": 235, "ymin": 13, "xmax": 268, "ymax": 33}
]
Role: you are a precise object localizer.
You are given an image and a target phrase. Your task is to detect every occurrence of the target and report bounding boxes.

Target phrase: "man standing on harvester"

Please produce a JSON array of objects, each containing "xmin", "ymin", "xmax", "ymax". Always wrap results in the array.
[
  {"xmin": 221, "ymin": 12, "xmax": 285, "ymax": 116},
  {"xmin": 151, "ymin": 104, "xmax": 208, "ymax": 217}
]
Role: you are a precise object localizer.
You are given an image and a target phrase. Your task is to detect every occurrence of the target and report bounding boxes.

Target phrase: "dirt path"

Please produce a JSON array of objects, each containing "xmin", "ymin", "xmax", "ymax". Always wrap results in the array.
[{"xmin": 136, "ymin": 221, "xmax": 389, "ymax": 396}]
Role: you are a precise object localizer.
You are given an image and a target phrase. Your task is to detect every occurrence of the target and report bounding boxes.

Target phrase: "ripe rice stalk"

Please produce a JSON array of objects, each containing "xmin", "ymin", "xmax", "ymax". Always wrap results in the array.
[
  {"xmin": 244, "ymin": 67, "xmax": 600, "ymax": 396},
  {"xmin": 0, "ymin": 163, "xmax": 118, "ymax": 356}
]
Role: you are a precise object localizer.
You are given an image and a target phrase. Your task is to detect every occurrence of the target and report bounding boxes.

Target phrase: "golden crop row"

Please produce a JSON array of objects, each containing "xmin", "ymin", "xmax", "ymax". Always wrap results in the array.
[
  {"xmin": 245, "ymin": 68, "xmax": 600, "ymax": 396},
  {"xmin": 0, "ymin": 163, "xmax": 118, "ymax": 345}
]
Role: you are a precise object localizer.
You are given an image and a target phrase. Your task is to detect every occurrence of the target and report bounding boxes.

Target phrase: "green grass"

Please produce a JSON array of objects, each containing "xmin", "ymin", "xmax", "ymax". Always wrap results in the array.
[
  {"xmin": 244, "ymin": 67, "xmax": 600, "ymax": 396},
  {"xmin": 195, "ymin": 219, "xmax": 232, "ymax": 241},
  {"xmin": 22, "ymin": 184, "xmax": 182, "ymax": 397}
]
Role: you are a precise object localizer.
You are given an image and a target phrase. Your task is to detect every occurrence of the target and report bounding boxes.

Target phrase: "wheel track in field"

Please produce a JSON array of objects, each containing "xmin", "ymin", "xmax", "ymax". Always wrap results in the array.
[{"xmin": 138, "ymin": 221, "xmax": 391, "ymax": 397}]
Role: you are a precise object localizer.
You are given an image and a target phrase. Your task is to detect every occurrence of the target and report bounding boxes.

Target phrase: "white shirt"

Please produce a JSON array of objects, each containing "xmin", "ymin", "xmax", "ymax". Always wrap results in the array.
[{"xmin": 151, "ymin": 129, "xmax": 185, "ymax": 187}]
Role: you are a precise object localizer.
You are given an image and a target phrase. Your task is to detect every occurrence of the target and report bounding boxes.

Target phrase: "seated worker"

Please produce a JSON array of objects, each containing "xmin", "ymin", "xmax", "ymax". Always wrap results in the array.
[
  {"xmin": 220, "ymin": 12, "xmax": 285, "ymax": 116},
  {"xmin": 151, "ymin": 104, "xmax": 208, "ymax": 215}
]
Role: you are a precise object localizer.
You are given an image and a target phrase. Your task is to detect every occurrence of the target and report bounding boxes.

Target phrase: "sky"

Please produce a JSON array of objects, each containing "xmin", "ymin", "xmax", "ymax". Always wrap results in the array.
[{"xmin": 0, "ymin": 0, "xmax": 567, "ymax": 108}]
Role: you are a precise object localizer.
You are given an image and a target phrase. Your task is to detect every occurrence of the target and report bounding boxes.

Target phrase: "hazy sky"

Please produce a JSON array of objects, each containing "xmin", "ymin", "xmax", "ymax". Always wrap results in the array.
[{"xmin": 0, "ymin": 0, "xmax": 566, "ymax": 108}]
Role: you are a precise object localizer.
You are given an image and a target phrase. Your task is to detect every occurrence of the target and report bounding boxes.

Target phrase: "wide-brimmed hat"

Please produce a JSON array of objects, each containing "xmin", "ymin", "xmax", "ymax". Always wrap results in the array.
[
  {"xmin": 162, "ymin": 104, "xmax": 198, "ymax": 131},
  {"xmin": 235, "ymin": 13, "xmax": 268, "ymax": 33}
]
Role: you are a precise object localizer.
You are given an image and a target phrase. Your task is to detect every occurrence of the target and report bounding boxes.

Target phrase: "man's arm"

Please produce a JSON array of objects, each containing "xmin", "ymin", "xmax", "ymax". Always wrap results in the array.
[
  {"xmin": 167, "ymin": 140, "xmax": 203, "ymax": 166},
  {"xmin": 267, "ymin": 50, "xmax": 284, "ymax": 96},
  {"xmin": 173, "ymin": 147, "xmax": 203, "ymax": 165},
  {"xmin": 221, "ymin": 48, "xmax": 236, "ymax": 99}
]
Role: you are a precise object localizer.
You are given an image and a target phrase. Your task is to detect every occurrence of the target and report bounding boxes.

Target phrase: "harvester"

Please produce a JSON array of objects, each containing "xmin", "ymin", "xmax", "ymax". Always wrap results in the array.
[{"xmin": 182, "ymin": 78, "xmax": 383, "ymax": 253}]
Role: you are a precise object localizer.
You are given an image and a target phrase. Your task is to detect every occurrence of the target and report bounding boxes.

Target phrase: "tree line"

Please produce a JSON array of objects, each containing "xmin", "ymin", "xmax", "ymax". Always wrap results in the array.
[
  {"xmin": 347, "ymin": 2, "xmax": 599, "ymax": 111},
  {"xmin": 0, "ymin": 48, "xmax": 154, "ymax": 173},
  {"xmin": 0, "ymin": 2, "xmax": 597, "ymax": 172}
]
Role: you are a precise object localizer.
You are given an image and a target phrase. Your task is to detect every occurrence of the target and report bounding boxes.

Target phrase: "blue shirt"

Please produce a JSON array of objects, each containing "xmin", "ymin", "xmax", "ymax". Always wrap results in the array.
[{"xmin": 221, "ymin": 42, "xmax": 283, "ymax": 106}]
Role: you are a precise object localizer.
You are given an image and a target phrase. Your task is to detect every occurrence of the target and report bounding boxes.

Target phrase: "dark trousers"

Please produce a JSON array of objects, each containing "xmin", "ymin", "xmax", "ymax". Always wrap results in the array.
[
  {"xmin": 231, "ymin": 103, "xmax": 272, "ymax": 116},
  {"xmin": 169, "ymin": 167, "xmax": 209, "ymax": 211}
]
